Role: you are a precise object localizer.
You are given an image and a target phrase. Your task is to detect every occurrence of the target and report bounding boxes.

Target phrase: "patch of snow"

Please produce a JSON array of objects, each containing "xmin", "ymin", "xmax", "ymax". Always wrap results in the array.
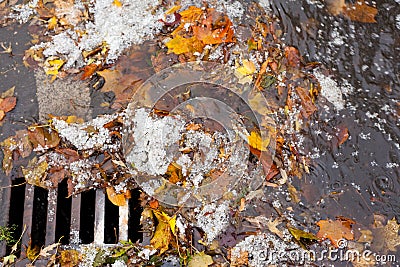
[
  {"xmin": 196, "ymin": 201, "xmax": 230, "ymax": 243},
  {"xmin": 92, "ymin": 0, "xmax": 164, "ymax": 62},
  {"xmin": 314, "ymin": 70, "xmax": 346, "ymax": 110},
  {"xmin": 125, "ymin": 108, "xmax": 184, "ymax": 176},
  {"xmin": 111, "ymin": 259, "xmax": 127, "ymax": 267},
  {"xmin": 231, "ymin": 233, "xmax": 308, "ymax": 266},
  {"xmin": 258, "ymin": 0, "xmax": 272, "ymax": 14},
  {"xmin": 17, "ymin": 0, "xmax": 164, "ymax": 66},
  {"xmin": 138, "ymin": 248, "xmax": 157, "ymax": 260},
  {"xmin": 52, "ymin": 114, "xmax": 118, "ymax": 151},
  {"xmin": 212, "ymin": 0, "xmax": 245, "ymax": 21},
  {"xmin": 8, "ymin": 0, "xmax": 39, "ymax": 23}
]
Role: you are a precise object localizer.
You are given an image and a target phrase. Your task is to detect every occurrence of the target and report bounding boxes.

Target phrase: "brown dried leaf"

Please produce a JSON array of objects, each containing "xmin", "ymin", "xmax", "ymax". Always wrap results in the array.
[
  {"xmin": 284, "ymin": 46, "xmax": 301, "ymax": 68},
  {"xmin": 0, "ymin": 96, "xmax": 17, "ymax": 112},
  {"xmin": 28, "ymin": 126, "xmax": 60, "ymax": 149},
  {"xmin": 295, "ymin": 86, "xmax": 317, "ymax": 118},
  {"xmin": 372, "ymin": 217, "xmax": 400, "ymax": 252},
  {"xmin": 80, "ymin": 63, "xmax": 99, "ymax": 80},
  {"xmin": 0, "ymin": 110, "xmax": 5, "ymax": 121},
  {"xmin": 343, "ymin": 1, "xmax": 378, "ymax": 23},
  {"xmin": 22, "ymin": 158, "xmax": 49, "ymax": 188}
]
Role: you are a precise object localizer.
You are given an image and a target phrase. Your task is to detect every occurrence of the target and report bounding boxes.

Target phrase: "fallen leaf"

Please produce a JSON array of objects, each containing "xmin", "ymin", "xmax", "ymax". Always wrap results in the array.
[
  {"xmin": 295, "ymin": 86, "xmax": 317, "ymax": 118},
  {"xmin": 245, "ymin": 216, "xmax": 284, "ymax": 239},
  {"xmin": 149, "ymin": 199, "xmax": 159, "ymax": 209},
  {"xmin": 357, "ymin": 229, "xmax": 373, "ymax": 243},
  {"xmin": 192, "ymin": 13, "xmax": 235, "ymax": 45},
  {"xmin": 39, "ymin": 243, "xmax": 60, "ymax": 257},
  {"xmin": 0, "ymin": 96, "xmax": 17, "ymax": 112},
  {"xmin": 235, "ymin": 59, "xmax": 256, "ymax": 77},
  {"xmin": 316, "ymin": 217, "xmax": 355, "ymax": 247},
  {"xmin": 0, "ymin": 110, "xmax": 5, "ymax": 121},
  {"xmin": 27, "ymin": 244, "xmax": 40, "ymax": 261},
  {"xmin": 248, "ymin": 131, "xmax": 270, "ymax": 152},
  {"xmin": 0, "ymin": 130, "xmax": 32, "ymax": 175},
  {"xmin": 22, "ymin": 158, "xmax": 49, "ymax": 188},
  {"xmin": 80, "ymin": 63, "xmax": 99, "ymax": 80},
  {"xmin": 284, "ymin": 46, "xmax": 301, "ymax": 68},
  {"xmin": 326, "ymin": 0, "xmax": 346, "ymax": 16},
  {"xmin": 288, "ymin": 226, "xmax": 318, "ymax": 247},
  {"xmin": 106, "ymin": 187, "xmax": 130, "ymax": 206},
  {"xmin": 343, "ymin": 1, "xmax": 377, "ymax": 23},
  {"xmin": 59, "ymin": 250, "xmax": 80, "ymax": 267},
  {"xmin": 166, "ymin": 162, "xmax": 183, "ymax": 184},
  {"xmin": 287, "ymin": 183, "xmax": 300, "ymax": 203},
  {"xmin": 188, "ymin": 252, "xmax": 213, "ymax": 267},
  {"xmin": 335, "ymin": 125, "xmax": 349, "ymax": 146},
  {"xmin": 150, "ymin": 210, "xmax": 176, "ymax": 254},
  {"xmin": 372, "ymin": 217, "xmax": 400, "ymax": 252},
  {"xmin": 113, "ymin": 0, "xmax": 122, "ymax": 7},
  {"xmin": 47, "ymin": 16, "xmax": 57, "ymax": 30},
  {"xmin": 1, "ymin": 86, "xmax": 15, "ymax": 98},
  {"xmin": 2, "ymin": 254, "xmax": 17, "ymax": 265},
  {"xmin": 44, "ymin": 57, "xmax": 65, "ymax": 77},
  {"xmin": 28, "ymin": 125, "xmax": 60, "ymax": 149},
  {"xmin": 165, "ymin": 35, "xmax": 204, "ymax": 55}
]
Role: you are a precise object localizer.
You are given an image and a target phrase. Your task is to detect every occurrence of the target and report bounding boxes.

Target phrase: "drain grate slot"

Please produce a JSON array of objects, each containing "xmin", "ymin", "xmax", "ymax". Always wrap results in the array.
[
  {"xmin": 80, "ymin": 190, "xmax": 95, "ymax": 244},
  {"xmin": 104, "ymin": 192, "xmax": 119, "ymax": 244},
  {"xmin": 55, "ymin": 180, "xmax": 71, "ymax": 245},
  {"xmin": 7, "ymin": 178, "xmax": 25, "ymax": 256}
]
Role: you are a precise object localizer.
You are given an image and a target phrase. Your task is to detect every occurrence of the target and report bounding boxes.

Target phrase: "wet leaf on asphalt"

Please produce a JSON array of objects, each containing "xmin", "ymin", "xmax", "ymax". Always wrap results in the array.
[
  {"xmin": 372, "ymin": 217, "xmax": 400, "ymax": 252},
  {"xmin": 343, "ymin": 1, "xmax": 378, "ymax": 23},
  {"xmin": 316, "ymin": 217, "xmax": 355, "ymax": 247},
  {"xmin": 28, "ymin": 125, "xmax": 60, "ymax": 149}
]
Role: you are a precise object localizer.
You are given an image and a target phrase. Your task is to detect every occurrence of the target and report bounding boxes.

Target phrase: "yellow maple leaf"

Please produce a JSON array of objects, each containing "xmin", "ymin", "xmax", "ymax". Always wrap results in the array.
[
  {"xmin": 236, "ymin": 60, "xmax": 256, "ymax": 76},
  {"xmin": 44, "ymin": 58, "xmax": 65, "ymax": 77},
  {"xmin": 113, "ymin": 0, "xmax": 122, "ymax": 7},
  {"xmin": 151, "ymin": 210, "xmax": 176, "ymax": 254},
  {"xmin": 165, "ymin": 35, "xmax": 203, "ymax": 55},
  {"xmin": 47, "ymin": 16, "xmax": 57, "ymax": 30},
  {"xmin": 248, "ymin": 131, "xmax": 270, "ymax": 151}
]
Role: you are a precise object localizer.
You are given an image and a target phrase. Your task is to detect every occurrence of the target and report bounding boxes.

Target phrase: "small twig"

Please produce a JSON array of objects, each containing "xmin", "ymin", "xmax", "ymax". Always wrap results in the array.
[
  {"xmin": 0, "ymin": 42, "xmax": 12, "ymax": 55},
  {"xmin": 0, "ymin": 181, "xmax": 27, "ymax": 190}
]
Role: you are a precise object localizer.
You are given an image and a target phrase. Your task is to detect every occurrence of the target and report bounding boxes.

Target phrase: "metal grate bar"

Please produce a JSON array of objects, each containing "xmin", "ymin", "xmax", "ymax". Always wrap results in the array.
[
  {"xmin": 45, "ymin": 188, "xmax": 57, "ymax": 246},
  {"xmin": 70, "ymin": 194, "xmax": 81, "ymax": 244},
  {"xmin": 119, "ymin": 200, "xmax": 129, "ymax": 241},
  {"xmin": 0, "ymin": 182, "xmax": 11, "ymax": 256},
  {"xmin": 20, "ymin": 184, "xmax": 34, "ymax": 258},
  {"xmin": 94, "ymin": 189, "xmax": 105, "ymax": 244}
]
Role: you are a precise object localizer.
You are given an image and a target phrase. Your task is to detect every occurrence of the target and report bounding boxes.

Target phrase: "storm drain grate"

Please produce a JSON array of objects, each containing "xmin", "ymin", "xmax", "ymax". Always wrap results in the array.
[{"xmin": 2, "ymin": 179, "xmax": 143, "ymax": 267}]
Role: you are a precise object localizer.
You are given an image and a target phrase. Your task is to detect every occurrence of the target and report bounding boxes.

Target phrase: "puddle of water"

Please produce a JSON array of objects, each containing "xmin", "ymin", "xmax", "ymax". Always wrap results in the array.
[{"xmin": 270, "ymin": 0, "xmax": 400, "ymax": 259}]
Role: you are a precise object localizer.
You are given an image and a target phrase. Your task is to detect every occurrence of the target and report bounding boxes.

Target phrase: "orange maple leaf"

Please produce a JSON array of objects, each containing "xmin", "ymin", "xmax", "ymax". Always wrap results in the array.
[{"xmin": 316, "ymin": 217, "xmax": 355, "ymax": 247}]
